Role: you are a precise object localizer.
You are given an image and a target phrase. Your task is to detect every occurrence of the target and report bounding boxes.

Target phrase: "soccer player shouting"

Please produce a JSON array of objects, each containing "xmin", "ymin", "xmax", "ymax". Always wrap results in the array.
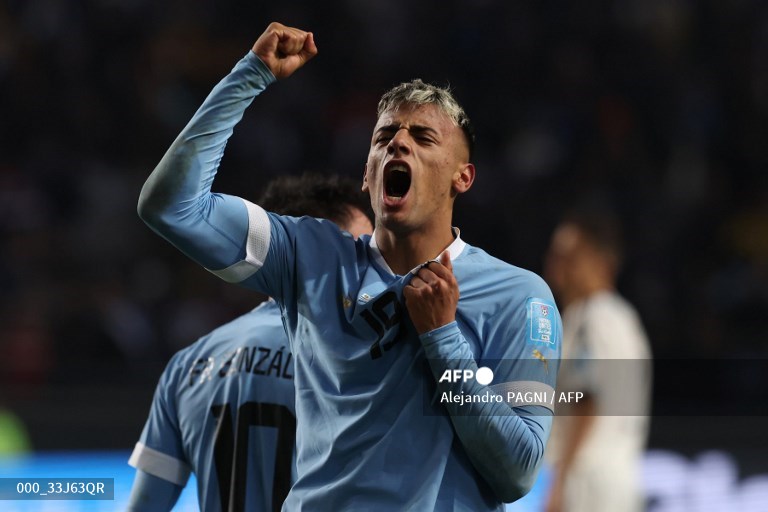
[{"xmin": 138, "ymin": 22, "xmax": 561, "ymax": 511}]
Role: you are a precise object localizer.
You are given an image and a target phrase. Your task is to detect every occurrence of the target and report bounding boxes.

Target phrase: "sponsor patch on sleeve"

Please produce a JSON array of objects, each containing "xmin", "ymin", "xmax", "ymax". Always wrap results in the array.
[{"xmin": 527, "ymin": 298, "xmax": 558, "ymax": 347}]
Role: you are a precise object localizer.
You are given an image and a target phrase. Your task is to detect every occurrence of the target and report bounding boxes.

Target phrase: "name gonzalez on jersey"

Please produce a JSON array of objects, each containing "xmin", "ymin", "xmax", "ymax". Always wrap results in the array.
[{"xmin": 187, "ymin": 344, "xmax": 293, "ymax": 386}]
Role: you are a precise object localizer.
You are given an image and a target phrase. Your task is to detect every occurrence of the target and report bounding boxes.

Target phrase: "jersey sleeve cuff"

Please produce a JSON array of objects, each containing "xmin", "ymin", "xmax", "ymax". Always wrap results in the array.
[
  {"xmin": 128, "ymin": 442, "xmax": 191, "ymax": 486},
  {"xmin": 244, "ymin": 51, "xmax": 277, "ymax": 85},
  {"xmin": 419, "ymin": 321, "xmax": 460, "ymax": 345},
  {"xmin": 419, "ymin": 321, "xmax": 474, "ymax": 361}
]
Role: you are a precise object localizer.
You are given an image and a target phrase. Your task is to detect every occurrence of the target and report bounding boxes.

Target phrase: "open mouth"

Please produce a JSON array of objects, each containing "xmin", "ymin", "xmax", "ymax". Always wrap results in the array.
[{"xmin": 384, "ymin": 163, "xmax": 411, "ymax": 200}]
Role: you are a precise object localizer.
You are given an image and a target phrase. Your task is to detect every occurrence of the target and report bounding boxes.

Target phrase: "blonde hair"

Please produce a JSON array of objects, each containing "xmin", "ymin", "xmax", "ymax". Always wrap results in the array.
[{"xmin": 377, "ymin": 79, "xmax": 475, "ymax": 157}]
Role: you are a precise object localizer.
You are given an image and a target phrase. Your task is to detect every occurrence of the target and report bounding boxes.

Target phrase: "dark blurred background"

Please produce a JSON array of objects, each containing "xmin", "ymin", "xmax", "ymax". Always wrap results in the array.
[{"xmin": 1, "ymin": 0, "xmax": 767, "ymax": 492}]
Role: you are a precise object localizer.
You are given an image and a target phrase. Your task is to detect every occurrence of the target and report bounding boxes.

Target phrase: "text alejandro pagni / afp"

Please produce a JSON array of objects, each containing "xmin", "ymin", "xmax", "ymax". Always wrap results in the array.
[{"xmin": 440, "ymin": 390, "xmax": 583, "ymax": 407}]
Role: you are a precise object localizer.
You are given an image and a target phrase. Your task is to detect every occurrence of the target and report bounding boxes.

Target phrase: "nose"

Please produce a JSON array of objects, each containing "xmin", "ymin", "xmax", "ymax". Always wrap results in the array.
[{"xmin": 387, "ymin": 129, "xmax": 411, "ymax": 156}]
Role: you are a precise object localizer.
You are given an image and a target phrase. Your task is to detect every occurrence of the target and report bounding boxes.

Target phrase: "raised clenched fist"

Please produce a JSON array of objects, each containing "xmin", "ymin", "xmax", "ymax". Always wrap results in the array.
[{"xmin": 251, "ymin": 22, "xmax": 318, "ymax": 79}]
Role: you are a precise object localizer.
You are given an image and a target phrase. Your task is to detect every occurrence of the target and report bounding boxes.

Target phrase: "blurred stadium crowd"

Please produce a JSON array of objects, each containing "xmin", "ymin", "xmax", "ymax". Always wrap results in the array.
[{"xmin": 1, "ymin": 0, "xmax": 767, "ymax": 447}]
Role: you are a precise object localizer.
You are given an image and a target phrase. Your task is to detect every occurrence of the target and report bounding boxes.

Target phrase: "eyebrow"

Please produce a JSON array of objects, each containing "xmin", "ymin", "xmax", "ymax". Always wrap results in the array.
[{"xmin": 376, "ymin": 124, "xmax": 440, "ymax": 137}]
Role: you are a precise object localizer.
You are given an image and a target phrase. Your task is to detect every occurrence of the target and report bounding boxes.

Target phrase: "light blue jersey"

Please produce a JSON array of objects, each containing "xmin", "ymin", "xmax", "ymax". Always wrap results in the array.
[
  {"xmin": 139, "ymin": 52, "xmax": 562, "ymax": 511},
  {"xmin": 128, "ymin": 300, "xmax": 296, "ymax": 512}
]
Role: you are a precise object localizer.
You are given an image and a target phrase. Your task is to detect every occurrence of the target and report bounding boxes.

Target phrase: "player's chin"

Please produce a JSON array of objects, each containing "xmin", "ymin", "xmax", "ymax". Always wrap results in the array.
[{"xmin": 380, "ymin": 197, "xmax": 410, "ymax": 218}]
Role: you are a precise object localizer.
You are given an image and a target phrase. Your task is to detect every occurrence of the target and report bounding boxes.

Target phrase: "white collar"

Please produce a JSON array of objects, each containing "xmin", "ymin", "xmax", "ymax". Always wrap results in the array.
[{"xmin": 368, "ymin": 228, "xmax": 467, "ymax": 276}]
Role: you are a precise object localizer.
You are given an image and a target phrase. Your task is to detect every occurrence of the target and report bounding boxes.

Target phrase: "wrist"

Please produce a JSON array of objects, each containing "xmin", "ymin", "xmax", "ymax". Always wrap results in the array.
[{"xmin": 245, "ymin": 51, "xmax": 277, "ymax": 84}]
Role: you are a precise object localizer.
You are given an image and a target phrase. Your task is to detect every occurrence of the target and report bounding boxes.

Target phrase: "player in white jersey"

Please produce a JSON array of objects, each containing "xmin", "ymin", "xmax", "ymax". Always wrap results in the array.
[
  {"xmin": 543, "ymin": 210, "xmax": 652, "ymax": 512},
  {"xmin": 137, "ymin": 22, "xmax": 561, "ymax": 510},
  {"xmin": 126, "ymin": 174, "xmax": 373, "ymax": 512}
]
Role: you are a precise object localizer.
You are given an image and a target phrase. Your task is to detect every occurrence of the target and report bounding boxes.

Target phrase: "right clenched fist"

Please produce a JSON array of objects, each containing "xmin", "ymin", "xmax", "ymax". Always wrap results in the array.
[{"xmin": 252, "ymin": 22, "xmax": 318, "ymax": 79}]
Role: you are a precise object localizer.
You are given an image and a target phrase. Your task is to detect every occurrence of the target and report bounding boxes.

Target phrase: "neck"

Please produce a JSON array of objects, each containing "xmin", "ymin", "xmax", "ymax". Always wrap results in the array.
[{"xmin": 375, "ymin": 225, "xmax": 456, "ymax": 275}]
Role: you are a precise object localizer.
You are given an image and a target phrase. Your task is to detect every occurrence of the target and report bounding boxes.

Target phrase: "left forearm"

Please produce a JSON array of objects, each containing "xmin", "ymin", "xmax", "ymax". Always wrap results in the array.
[{"xmin": 421, "ymin": 323, "xmax": 552, "ymax": 502}]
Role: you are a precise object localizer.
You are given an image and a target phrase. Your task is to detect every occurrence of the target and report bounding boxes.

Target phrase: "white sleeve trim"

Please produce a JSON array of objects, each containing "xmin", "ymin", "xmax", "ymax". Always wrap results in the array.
[
  {"xmin": 128, "ymin": 442, "xmax": 191, "ymax": 486},
  {"xmin": 207, "ymin": 199, "xmax": 271, "ymax": 283}
]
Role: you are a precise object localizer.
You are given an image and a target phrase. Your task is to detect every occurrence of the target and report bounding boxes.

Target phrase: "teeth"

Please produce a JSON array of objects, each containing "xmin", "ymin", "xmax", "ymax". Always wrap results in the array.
[{"xmin": 389, "ymin": 164, "xmax": 408, "ymax": 174}]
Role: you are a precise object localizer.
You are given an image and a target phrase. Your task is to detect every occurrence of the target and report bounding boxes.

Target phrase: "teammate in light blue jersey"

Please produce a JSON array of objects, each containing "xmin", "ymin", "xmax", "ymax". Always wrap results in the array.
[
  {"xmin": 127, "ymin": 174, "xmax": 373, "ymax": 512},
  {"xmin": 138, "ymin": 22, "xmax": 562, "ymax": 511}
]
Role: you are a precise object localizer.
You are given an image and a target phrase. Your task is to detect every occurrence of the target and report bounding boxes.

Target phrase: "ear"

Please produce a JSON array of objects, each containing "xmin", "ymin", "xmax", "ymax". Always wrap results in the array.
[
  {"xmin": 453, "ymin": 163, "xmax": 475, "ymax": 194},
  {"xmin": 362, "ymin": 163, "xmax": 369, "ymax": 193}
]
